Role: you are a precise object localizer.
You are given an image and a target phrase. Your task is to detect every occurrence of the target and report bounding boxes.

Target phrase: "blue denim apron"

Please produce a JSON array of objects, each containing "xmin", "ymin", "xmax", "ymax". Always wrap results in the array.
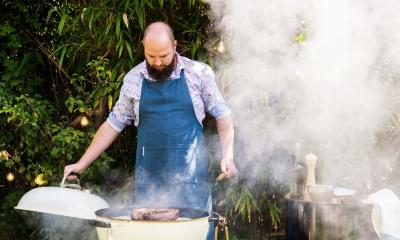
[{"xmin": 133, "ymin": 70, "xmax": 213, "ymax": 239}]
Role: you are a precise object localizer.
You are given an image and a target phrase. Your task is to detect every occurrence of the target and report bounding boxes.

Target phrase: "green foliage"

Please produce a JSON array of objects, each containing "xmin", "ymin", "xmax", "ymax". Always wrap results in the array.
[
  {"xmin": 0, "ymin": 0, "xmax": 211, "ymax": 187},
  {"xmin": 0, "ymin": 0, "xmax": 283, "ymax": 238},
  {"xmin": 0, "ymin": 0, "xmax": 217, "ymax": 238},
  {"xmin": 217, "ymin": 177, "xmax": 282, "ymax": 232}
]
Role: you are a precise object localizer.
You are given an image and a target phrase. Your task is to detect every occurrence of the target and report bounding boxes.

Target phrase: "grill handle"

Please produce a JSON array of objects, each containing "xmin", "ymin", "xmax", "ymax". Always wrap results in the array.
[
  {"xmin": 208, "ymin": 211, "xmax": 225, "ymax": 223},
  {"xmin": 60, "ymin": 172, "xmax": 82, "ymax": 189}
]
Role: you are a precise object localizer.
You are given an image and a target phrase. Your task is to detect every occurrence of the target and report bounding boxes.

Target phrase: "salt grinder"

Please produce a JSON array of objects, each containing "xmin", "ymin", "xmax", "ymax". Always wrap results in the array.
[{"xmin": 305, "ymin": 152, "xmax": 317, "ymax": 190}]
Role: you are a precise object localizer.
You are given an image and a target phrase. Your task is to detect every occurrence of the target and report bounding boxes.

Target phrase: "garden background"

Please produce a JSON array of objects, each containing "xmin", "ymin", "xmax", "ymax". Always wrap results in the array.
[{"xmin": 0, "ymin": 0, "xmax": 284, "ymax": 239}]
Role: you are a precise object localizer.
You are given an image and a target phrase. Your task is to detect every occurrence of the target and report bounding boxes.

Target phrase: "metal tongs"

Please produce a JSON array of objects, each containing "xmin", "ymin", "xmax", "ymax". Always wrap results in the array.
[
  {"xmin": 216, "ymin": 172, "xmax": 228, "ymax": 182},
  {"xmin": 60, "ymin": 172, "xmax": 82, "ymax": 190},
  {"xmin": 212, "ymin": 212, "xmax": 229, "ymax": 240}
]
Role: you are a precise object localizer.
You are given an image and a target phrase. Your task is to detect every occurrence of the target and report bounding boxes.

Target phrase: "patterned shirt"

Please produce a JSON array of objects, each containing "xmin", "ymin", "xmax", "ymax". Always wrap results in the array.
[{"xmin": 107, "ymin": 53, "xmax": 231, "ymax": 132}]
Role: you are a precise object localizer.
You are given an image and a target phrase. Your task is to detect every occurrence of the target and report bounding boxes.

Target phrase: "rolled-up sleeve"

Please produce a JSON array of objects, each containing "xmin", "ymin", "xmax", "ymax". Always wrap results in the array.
[
  {"xmin": 201, "ymin": 66, "xmax": 231, "ymax": 119},
  {"xmin": 106, "ymin": 76, "xmax": 136, "ymax": 132}
]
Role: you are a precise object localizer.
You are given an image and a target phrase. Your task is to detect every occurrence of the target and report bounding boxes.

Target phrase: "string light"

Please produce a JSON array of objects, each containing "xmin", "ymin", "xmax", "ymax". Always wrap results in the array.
[
  {"xmin": 217, "ymin": 41, "xmax": 225, "ymax": 53},
  {"xmin": 80, "ymin": 116, "xmax": 89, "ymax": 127},
  {"xmin": 6, "ymin": 172, "xmax": 15, "ymax": 182}
]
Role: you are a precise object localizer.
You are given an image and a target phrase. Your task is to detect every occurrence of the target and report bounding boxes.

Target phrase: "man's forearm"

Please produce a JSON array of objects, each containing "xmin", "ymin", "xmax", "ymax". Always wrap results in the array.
[
  {"xmin": 216, "ymin": 115, "xmax": 234, "ymax": 160},
  {"xmin": 77, "ymin": 121, "xmax": 120, "ymax": 170}
]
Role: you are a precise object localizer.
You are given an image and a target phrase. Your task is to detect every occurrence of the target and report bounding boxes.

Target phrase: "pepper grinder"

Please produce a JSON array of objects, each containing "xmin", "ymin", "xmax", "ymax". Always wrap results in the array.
[{"xmin": 305, "ymin": 152, "xmax": 317, "ymax": 190}]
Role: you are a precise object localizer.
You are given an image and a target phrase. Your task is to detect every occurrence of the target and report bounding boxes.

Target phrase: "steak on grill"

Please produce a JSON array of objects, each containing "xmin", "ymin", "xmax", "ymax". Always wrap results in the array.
[{"xmin": 131, "ymin": 208, "xmax": 179, "ymax": 220}]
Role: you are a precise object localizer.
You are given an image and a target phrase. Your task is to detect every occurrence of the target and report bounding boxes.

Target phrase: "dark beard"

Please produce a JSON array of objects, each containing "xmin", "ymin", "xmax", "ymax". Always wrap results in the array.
[{"xmin": 146, "ymin": 54, "xmax": 176, "ymax": 82}]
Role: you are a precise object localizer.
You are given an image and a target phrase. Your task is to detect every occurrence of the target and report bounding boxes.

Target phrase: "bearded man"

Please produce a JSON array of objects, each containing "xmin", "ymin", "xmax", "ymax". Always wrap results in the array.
[{"xmin": 64, "ymin": 21, "xmax": 237, "ymax": 240}]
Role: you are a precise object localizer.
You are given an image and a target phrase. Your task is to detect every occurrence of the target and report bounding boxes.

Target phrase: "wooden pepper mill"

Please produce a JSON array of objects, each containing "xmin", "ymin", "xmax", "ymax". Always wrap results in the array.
[{"xmin": 304, "ymin": 152, "xmax": 317, "ymax": 190}]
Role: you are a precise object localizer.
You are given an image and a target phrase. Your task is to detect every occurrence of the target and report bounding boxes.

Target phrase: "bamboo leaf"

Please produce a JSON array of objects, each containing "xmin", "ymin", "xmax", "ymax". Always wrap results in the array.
[
  {"xmin": 116, "ymin": 14, "xmax": 121, "ymax": 37},
  {"xmin": 145, "ymin": 0, "xmax": 154, "ymax": 8},
  {"xmin": 71, "ymin": 16, "xmax": 80, "ymax": 31},
  {"xmin": 116, "ymin": 36, "xmax": 123, "ymax": 50},
  {"xmin": 122, "ymin": 13, "xmax": 129, "ymax": 29},
  {"xmin": 105, "ymin": 15, "xmax": 113, "ymax": 35},
  {"xmin": 58, "ymin": 14, "xmax": 67, "ymax": 35},
  {"xmin": 247, "ymin": 200, "xmax": 251, "ymax": 222},
  {"xmin": 116, "ymin": 72, "xmax": 125, "ymax": 82},
  {"xmin": 269, "ymin": 203, "xmax": 281, "ymax": 225},
  {"xmin": 158, "ymin": 0, "xmax": 164, "ymax": 7},
  {"xmin": 46, "ymin": 7, "xmax": 57, "ymax": 24},
  {"xmin": 88, "ymin": 8, "xmax": 94, "ymax": 31},
  {"xmin": 118, "ymin": 44, "xmax": 124, "ymax": 58},
  {"xmin": 136, "ymin": 7, "xmax": 145, "ymax": 30},
  {"xmin": 108, "ymin": 95, "xmax": 113, "ymax": 111},
  {"xmin": 80, "ymin": 8, "xmax": 85, "ymax": 22},
  {"xmin": 72, "ymin": 42, "xmax": 86, "ymax": 63},
  {"xmin": 59, "ymin": 45, "xmax": 67, "ymax": 68},
  {"xmin": 235, "ymin": 193, "xmax": 244, "ymax": 211},
  {"xmin": 125, "ymin": 41, "xmax": 133, "ymax": 61},
  {"xmin": 51, "ymin": 45, "xmax": 65, "ymax": 57},
  {"xmin": 238, "ymin": 196, "xmax": 247, "ymax": 214},
  {"xmin": 94, "ymin": 10, "xmax": 103, "ymax": 22}
]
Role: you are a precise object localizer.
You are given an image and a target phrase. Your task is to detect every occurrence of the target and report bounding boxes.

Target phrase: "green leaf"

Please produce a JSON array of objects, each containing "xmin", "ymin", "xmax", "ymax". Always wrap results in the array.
[
  {"xmin": 105, "ymin": 16, "xmax": 113, "ymax": 35},
  {"xmin": 115, "ymin": 14, "xmax": 121, "ymax": 37},
  {"xmin": 88, "ymin": 8, "xmax": 95, "ymax": 31},
  {"xmin": 58, "ymin": 14, "xmax": 67, "ymax": 35},
  {"xmin": 136, "ymin": 7, "xmax": 145, "ymax": 30},
  {"xmin": 158, "ymin": 0, "xmax": 164, "ymax": 7},
  {"xmin": 122, "ymin": 13, "xmax": 129, "ymax": 29},
  {"xmin": 125, "ymin": 41, "xmax": 133, "ymax": 61},
  {"xmin": 58, "ymin": 45, "xmax": 67, "ymax": 68},
  {"xmin": 118, "ymin": 44, "xmax": 124, "ymax": 58},
  {"xmin": 46, "ymin": 7, "xmax": 57, "ymax": 24}
]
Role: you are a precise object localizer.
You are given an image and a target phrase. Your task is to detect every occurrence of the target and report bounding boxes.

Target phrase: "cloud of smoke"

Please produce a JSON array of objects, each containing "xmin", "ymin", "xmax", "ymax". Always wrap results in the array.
[{"xmin": 209, "ymin": 0, "xmax": 400, "ymax": 192}]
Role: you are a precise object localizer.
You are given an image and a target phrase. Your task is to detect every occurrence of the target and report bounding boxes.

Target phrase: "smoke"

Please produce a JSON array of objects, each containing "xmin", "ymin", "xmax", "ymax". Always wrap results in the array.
[{"xmin": 209, "ymin": 0, "xmax": 400, "ymax": 192}]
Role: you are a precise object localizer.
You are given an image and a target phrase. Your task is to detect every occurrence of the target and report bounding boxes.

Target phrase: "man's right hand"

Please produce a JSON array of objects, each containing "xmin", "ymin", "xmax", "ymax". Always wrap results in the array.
[{"xmin": 64, "ymin": 162, "xmax": 86, "ymax": 180}]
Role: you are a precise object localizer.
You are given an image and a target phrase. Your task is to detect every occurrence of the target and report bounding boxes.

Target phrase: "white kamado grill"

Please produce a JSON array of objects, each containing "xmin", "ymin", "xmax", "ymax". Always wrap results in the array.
[{"xmin": 15, "ymin": 176, "xmax": 227, "ymax": 240}]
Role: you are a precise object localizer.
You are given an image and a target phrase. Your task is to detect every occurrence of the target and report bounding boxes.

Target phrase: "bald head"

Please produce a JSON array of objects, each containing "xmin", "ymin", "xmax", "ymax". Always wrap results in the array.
[
  {"xmin": 142, "ymin": 22, "xmax": 176, "ymax": 59},
  {"xmin": 143, "ymin": 22, "xmax": 175, "ymax": 43}
]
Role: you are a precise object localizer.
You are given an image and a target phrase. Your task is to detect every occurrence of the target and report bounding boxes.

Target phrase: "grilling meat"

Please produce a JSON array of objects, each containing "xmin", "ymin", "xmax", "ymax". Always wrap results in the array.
[{"xmin": 131, "ymin": 208, "xmax": 179, "ymax": 220}]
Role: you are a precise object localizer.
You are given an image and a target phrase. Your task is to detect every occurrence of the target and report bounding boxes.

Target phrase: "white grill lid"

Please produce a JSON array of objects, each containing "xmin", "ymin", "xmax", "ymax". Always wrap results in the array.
[{"xmin": 15, "ymin": 186, "xmax": 109, "ymax": 220}]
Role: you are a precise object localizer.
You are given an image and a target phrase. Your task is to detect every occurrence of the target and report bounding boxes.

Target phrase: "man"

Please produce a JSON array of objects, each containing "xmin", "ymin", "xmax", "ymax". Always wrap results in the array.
[{"xmin": 64, "ymin": 21, "xmax": 237, "ymax": 238}]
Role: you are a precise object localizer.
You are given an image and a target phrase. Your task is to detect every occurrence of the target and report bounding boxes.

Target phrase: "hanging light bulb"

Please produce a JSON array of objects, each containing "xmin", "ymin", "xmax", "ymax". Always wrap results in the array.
[
  {"xmin": 80, "ymin": 116, "xmax": 89, "ymax": 127},
  {"xmin": 6, "ymin": 172, "xmax": 15, "ymax": 182},
  {"xmin": 217, "ymin": 41, "xmax": 225, "ymax": 53}
]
